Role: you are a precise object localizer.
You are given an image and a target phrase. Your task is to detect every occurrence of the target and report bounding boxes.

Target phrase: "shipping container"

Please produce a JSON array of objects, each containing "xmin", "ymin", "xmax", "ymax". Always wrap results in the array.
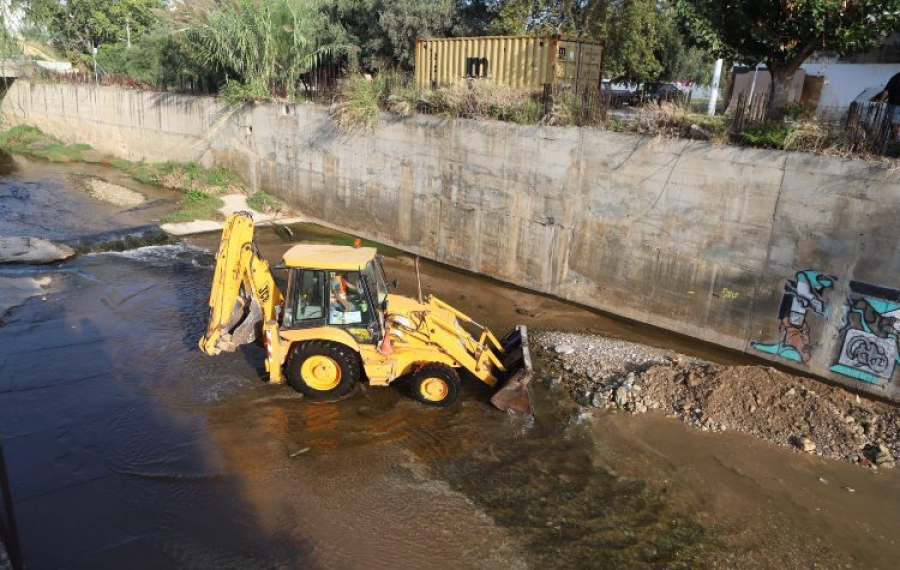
[{"xmin": 414, "ymin": 35, "xmax": 604, "ymax": 91}]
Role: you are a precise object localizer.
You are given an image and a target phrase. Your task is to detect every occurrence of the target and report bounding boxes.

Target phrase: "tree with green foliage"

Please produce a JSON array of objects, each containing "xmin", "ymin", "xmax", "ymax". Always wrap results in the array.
[
  {"xmin": 25, "ymin": 0, "xmax": 163, "ymax": 55},
  {"xmin": 184, "ymin": 0, "xmax": 346, "ymax": 101},
  {"xmin": 492, "ymin": 0, "xmax": 609, "ymax": 37},
  {"xmin": 0, "ymin": 3, "xmax": 20, "ymax": 61},
  {"xmin": 491, "ymin": 0, "xmax": 707, "ymax": 84},
  {"xmin": 675, "ymin": 0, "xmax": 900, "ymax": 116},
  {"xmin": 605, "ymin": 0, "xmax": 664, "ymax": 81},
  {"xmin": 95, "ymin": 26, "xmax": 202, "ymax": 88},
  {"xmin": 323, "ymin": 0, "xmax": 473, "ymax": 70}
]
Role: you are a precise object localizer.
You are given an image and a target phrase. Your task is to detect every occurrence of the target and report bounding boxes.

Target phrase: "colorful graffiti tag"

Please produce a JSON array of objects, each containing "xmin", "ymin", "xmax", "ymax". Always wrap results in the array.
[
  {"xmin": 829, "ymin": 281, "xmax": 900, "ymax": 384},
  {"xmin": 751, "ymin": 270, "xmax": 836, "ymax": 365}
]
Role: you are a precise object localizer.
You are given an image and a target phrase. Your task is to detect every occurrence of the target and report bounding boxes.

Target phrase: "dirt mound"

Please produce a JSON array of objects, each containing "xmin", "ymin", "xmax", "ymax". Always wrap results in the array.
[{"xmin": 536, "ymin": 331, "xmax": 899, "ymax": 468}]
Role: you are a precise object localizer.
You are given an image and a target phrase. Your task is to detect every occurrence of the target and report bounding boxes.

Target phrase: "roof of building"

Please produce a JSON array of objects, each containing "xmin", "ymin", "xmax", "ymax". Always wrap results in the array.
[{"xmin": 282, "ymin": 244, "xmax": 377, "ymax": 271}]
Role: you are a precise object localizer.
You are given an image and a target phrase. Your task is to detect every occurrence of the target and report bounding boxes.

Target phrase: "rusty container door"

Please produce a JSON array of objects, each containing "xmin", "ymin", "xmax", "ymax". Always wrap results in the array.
[
  {"xmin": 415, "ymin": 36, "xmax": 559, "ymax": 90},
  {"xmin": 555, "ymin": 37, "xmax": 604, "ymax": 92}
]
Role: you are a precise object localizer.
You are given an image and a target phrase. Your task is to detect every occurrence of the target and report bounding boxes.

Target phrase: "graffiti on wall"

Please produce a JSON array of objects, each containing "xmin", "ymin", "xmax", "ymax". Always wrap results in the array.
[
  {"xmin": 751, "ymin": 270, "xmax": 836, "ymax": 365},
  {"xmin": 829, "ymin": 281, "xmax": 900, "ymax": 384}
]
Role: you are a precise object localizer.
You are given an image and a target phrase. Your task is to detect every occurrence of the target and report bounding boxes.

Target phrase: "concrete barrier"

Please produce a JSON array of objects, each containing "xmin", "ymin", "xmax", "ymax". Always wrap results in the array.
[{"xmin": 5, "ymin": 82, "xmax": 900, "ymax": 401}]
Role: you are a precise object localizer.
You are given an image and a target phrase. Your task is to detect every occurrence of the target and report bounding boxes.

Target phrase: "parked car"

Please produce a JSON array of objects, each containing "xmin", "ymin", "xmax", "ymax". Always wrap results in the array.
[
  {"xmin": 602, "ymin": 80, "xmax": 640, "ymax": 108},
  {"xmin": 640, "ymin": 82, "xmax": 689, "ymax": 105}
]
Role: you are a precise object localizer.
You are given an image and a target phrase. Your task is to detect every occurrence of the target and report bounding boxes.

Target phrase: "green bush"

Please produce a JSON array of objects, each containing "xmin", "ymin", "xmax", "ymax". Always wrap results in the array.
[
  {"xmin": 220, "ymin": 79, "xmax": 272, "ymax": 105},
  {"xmin": 780, "ymin": 102, "xmax": 813, "ymax": 121},
  {"xmin": 739, "ymin": 121, "xmax": 789, "ymax": 149},
  {"xmin": 337, "ymin": 74, "xmax": 391, "ymax": 129}
]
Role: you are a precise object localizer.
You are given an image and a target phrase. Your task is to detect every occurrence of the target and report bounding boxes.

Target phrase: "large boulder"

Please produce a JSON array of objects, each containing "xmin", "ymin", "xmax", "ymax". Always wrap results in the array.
[{"xmin": 0, "ymin": 236, "xmax": 76, "ymax": 264}]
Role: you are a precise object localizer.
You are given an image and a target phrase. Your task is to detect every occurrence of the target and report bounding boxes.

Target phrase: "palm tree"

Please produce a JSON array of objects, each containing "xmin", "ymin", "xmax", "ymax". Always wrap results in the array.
[{"xmin": 185, "ymin": 0, "xmax": 345, "ymax": 101}]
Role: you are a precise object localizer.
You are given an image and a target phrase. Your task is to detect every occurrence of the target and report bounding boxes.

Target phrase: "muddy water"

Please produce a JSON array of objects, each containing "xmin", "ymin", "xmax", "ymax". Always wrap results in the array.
[{"xmin": 2, "ymin": 155, "xmax": 899, "ymax": 568}]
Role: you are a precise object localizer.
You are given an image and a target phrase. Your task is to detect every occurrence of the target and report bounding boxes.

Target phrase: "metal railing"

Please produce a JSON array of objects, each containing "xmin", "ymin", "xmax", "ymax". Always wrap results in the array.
[
  {"xmin": 845, "ymin": 100, "xmax": 895, "ymax": 155},
  {"xmin": 540, "ymin": 84, "xmax": 610, "ymax": 126},
  {"xmin": 729, "ymin": 91, "xmax": 771, "ymax": 135},
  {"xmin": 729, "ymin": 90, "xmax": 898, "ymax": 156}
]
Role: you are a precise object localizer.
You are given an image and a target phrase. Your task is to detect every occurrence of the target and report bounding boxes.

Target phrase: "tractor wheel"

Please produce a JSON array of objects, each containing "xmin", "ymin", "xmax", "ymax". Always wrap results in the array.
[
  {"xmin": 409, "ymin": 364, "xmax": 460, "ymax": 408},
  {"xmin": 287, "ymin": 340, "xmax": 361, "ymax": 399}
]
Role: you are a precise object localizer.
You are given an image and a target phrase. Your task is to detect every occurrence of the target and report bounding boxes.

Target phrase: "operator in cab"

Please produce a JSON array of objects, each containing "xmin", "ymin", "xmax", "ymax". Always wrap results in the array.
[{"xmin": 329, "ymin": 272, "xmax": 359, "ymax": 311}]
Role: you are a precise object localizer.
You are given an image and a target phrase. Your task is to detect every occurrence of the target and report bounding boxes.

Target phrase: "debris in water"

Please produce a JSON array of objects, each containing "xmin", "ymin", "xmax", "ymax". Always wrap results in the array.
[{"xmin": 289, "ymin": 447, "xmax": 311, "ymax": 458}]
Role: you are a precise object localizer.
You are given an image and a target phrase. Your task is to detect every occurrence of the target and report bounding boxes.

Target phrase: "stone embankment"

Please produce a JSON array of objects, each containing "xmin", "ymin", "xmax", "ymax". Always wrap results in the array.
[{"xmin": 536, "ymin": 331, "xmax": 899, "ymax": 469}]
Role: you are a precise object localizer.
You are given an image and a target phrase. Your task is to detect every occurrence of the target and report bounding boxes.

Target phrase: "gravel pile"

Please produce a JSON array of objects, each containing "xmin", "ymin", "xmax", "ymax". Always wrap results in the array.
[{"xmin": 536, "ymin": 331, "xmax": 900, "ymax": 469}]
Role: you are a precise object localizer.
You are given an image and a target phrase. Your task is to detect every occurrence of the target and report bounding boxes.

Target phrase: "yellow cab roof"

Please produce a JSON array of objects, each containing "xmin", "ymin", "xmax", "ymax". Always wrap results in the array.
[{"xmin": 282, "ymin": 244, "xmax": 377, "ymax": 271}]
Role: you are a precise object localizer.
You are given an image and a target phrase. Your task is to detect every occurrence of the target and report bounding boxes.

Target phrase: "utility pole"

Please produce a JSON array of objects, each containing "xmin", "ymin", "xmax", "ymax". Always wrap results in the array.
[
  {"xmin": 92, "ymin": 44, "xmax": 98, "ymax": 85},
  {"xmin": 707, "ymin": 58, "xmax": 723, "ymax": 116},
  {"xmin": 126, "ymin": 16, "xmax": 131, "ymax": 49},
  {"xmin": 748, "ymin": 62, "xmax": 761, "ymax": 103}
]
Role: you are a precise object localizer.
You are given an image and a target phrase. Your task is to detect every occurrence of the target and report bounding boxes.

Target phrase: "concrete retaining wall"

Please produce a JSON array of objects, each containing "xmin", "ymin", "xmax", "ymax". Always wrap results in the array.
[{"xmin": 5, "ymin": 81, "xmax": 900, "ymax": 400}]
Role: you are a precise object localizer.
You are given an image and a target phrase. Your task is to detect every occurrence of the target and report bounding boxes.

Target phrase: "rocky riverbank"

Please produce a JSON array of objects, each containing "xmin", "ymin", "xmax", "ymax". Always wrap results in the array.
[{"xmin": 535, "ymin": 331, "xmax": 900, "ymax": 469}]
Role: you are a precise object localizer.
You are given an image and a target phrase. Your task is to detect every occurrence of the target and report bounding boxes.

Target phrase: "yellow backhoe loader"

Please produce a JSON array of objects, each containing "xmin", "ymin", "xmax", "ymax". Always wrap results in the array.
[{"xmin": 198, "ymin": 213, "xmax": 533, "ymax": 413}]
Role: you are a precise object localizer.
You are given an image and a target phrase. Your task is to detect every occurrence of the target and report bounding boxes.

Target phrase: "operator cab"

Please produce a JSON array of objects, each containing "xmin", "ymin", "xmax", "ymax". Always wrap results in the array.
[{"xmin": 280, "ymin": 244, "xmax": 390, "ymax": 344}]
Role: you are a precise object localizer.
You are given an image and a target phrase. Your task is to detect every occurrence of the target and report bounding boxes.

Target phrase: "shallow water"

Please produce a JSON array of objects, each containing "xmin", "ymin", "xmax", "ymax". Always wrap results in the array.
[{"xmin": 2, "ymin": 154, "xmax": 899, "ymax": 568}]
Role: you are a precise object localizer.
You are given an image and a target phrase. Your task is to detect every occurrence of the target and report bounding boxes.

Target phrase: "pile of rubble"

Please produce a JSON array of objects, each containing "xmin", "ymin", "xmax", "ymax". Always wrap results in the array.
[{"xmin": 536, "ymin": 331, "xmax": 899, "ymax": 469}]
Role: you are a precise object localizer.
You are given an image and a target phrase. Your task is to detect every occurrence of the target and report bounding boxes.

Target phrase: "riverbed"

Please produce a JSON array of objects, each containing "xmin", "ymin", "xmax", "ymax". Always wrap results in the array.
[{"xmin": 1, "ymin": 154, "xmax": 898, "ymax": 568}]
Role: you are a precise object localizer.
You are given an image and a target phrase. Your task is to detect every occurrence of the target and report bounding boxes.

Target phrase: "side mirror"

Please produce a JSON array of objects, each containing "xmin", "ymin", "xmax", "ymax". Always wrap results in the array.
[{"xmin": 381, "ymin": 298, "xmax": 389, "ymax": 312}]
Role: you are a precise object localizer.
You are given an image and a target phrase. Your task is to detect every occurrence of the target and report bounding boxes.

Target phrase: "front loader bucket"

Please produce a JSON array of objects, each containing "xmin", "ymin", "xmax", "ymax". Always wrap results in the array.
[{"xmin": 490, "ymin": 325, "xmax": 534, "ymax": 415}]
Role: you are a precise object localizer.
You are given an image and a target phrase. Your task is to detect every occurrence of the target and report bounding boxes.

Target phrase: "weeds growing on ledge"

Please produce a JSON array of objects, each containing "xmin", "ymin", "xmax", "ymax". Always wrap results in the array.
[
  {"xmin": 335, "ymin": 75, "xmax": 544, "ymax": 130},
  {"xmin": 247, "ymin": 191, "xmax": 281, "ymax": 213},
  {"xmin": 0, "ymin": 125, "xmax": 247, "ymax": 221},
  {"xmin": 161, "ymin": 190, "xmax": 225, "ymax": 223},
  {"xmin": 0, "ymin": 125, "xmax": 104, "ymax": 163}
]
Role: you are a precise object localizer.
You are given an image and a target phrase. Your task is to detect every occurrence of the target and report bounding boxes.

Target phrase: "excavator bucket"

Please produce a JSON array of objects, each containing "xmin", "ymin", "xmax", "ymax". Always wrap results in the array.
[
  {"xmin": 199, "ymin": 212, "xmax": 278, "ymax": 357},
  {"xmin": 216, "ymin": 289, "xmax": 263, "ymax": 353},
  {"xmin": 490, "ymin": 326, "xmax": 534, "ymax": 415}
]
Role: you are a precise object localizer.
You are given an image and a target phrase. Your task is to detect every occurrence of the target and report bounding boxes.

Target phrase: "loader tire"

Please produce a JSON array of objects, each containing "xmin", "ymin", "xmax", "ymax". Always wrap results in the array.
[
  {"xmin": 287, "ymin": 340, "xmax": 361, "ymax": 399},
  {"xmin": 409, "ymin": 364, "xmax": 460, "ymax": 408}
]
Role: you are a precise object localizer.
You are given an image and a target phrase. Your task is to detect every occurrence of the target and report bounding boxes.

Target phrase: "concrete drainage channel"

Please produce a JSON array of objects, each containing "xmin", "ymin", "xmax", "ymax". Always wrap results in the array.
[
  {"xmin": 7, "ymin": 83, "xmax": 900, "ymax": 402},
  {"xmin": 2, "ymin": 156, "xmax": 900, "ymax": 566}
]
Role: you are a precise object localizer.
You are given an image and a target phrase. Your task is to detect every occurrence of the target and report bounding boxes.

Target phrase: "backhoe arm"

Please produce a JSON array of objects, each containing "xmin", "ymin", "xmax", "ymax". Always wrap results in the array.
[{"xmin": 199, "ymin": 213, "xmax": 283, "ymax": 357}]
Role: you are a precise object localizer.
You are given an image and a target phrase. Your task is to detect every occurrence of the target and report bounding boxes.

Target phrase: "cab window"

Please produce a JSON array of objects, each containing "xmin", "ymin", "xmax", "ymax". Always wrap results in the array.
[
  {"xmin": 362, "ymin": 260, "xmax": 389, "ymax": 306},
  {"xmin": 327, "ymin": 271, "xmax": 375, "ymax": 326},
  {"xmin": 285, "ymin": 269, "xmax": 326, "ymax": 327}
]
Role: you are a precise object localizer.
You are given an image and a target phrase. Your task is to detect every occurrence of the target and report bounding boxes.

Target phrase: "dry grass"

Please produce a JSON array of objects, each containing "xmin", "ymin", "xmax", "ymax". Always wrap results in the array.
[
  {"xmin": 434, "ymin": 80, "xmax": 542, "ymax": 123},
  {"xmin": 611, "ymin": 102, "xmax": 728, "ymax": 142},
  {"xmin": 787, "ymin": 120, "xmax": 898, "ymax": 162},
  {"xmin": 336, "ymin": 75, "xmax": 542, "ymax": 129},
  {"xmin": 739, "ymin": 117, "xmax": 899, "ymax": 163},
  {"xmin": 540, "ymin": 91, "xmax": 576, "ymax": 126}
]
